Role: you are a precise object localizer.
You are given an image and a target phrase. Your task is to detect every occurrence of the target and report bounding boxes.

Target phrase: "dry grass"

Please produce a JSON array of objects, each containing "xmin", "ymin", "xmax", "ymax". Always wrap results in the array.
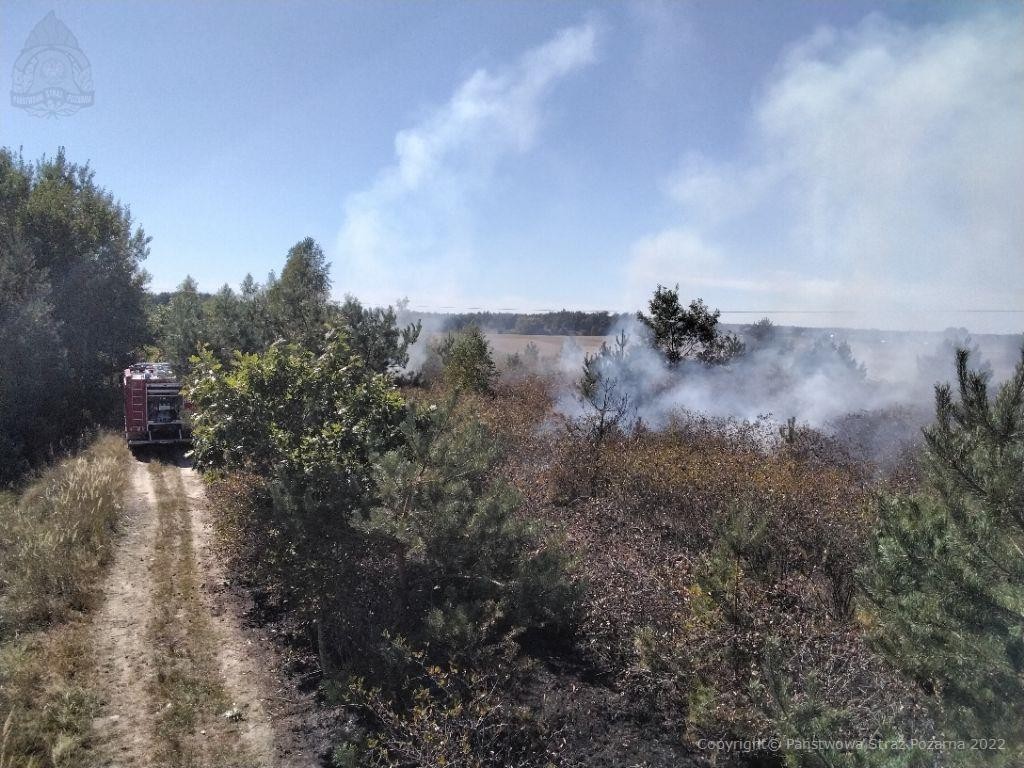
[
  {"xmin": 0, "ymin": 434, "xmax": 131, "ymax": 768},
  {"xmin": 484, "ymin": 332, "xmax": 607, "ymax": 360},
  {"xmin": 0, "ymin": 435, "xmax": 130, "ymax": 634}
]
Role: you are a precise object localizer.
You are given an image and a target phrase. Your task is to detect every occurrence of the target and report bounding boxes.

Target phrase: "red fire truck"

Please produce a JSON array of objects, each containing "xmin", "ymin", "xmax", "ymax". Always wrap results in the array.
[{"xmin": 122, "ymin": 362, "xmax": 191, "ymax": 447}]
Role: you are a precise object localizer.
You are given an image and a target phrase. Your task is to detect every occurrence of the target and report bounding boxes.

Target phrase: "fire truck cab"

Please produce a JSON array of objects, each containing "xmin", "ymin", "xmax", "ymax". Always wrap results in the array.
[{"xmin": 122, "ymin": 362, "xmax": 191, "ymax": 447}]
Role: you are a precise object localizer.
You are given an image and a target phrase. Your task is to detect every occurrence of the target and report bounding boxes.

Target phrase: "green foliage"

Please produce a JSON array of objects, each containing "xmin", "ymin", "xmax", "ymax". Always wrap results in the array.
[
  {"xmin": 202, "ymin": 283, "xmax": 243, "ymax": 359},
  {"xmin": 758, "ymin": 638, "xmax": 929, "ymax": 768},
  {"xmin": 0, "ymin": 148, "xmax": 149, "ymax": 482},
  {"xmin": 362, "ymin": 402, "xmax": 581, "ymax": 655},
  {"xmin": 187, "ymin": 329, "xmax": 406, "ymax": 507},
  {"xmin": 636, "ymin": 284, "xmax": 743, "ymax": 365},
  {"xmin": 153, "ymin": 238, "xmax": 333, "ymax": 363},
  {"xmin": 197, "ymin": 358, "xmax": 580, "ymax": 764},
  {"xmin": 0, "ymin": 244, "xmax": 71, "ymax": 480},
  {"xmin": 339, "ymin": 296, "xmax": 421, "ymax": 375},
  {"xmin": 567, "ymin": 331, "xmax": 634, "ymax": 499},
  {"xmin": 862, "ymin": 348, "xmax": 1024, "ymax": 753},
  {"xmin": 579, "ymin": 329, "xmax": 629, "ymax": 401},
  {"xmin": 188, "ymin": 328, "xmax": 407, "ymax": 663},
  {"xmin": 266, "ymin": 236, "xmax": 332, "ymax": 347},
  {"xmin": 699, "ymin": 501, "xmax": 768, "ymax": 625},
  {"xmin": 433, "ymin": 326, "xmax": 497, "ymax": 394},
  {"xmin": 150, "ymin": 276, "xmax": 206, "ymax": 371},
  {"xmin": 150, "ymin": 247, "xmax": 420, "ymax": 376},
  {"xmin": 236, "ymin": 273, "xmax": 275, "ymax": 352},
  {"xmin": 16, "ymin": 150, "xmax": 151, "ymax": 390}
]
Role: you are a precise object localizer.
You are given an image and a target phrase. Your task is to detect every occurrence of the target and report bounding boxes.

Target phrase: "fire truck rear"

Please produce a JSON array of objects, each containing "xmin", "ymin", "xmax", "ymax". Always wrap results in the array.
[{"xmin": 122, "ymin": 362, "xmax": 191, "ymax": 447}]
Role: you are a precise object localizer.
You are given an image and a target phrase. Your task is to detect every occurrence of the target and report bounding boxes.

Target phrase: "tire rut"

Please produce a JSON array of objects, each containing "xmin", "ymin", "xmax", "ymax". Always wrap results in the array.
[
  {"xmin": 90, "ymin": 457, "xmax": 319, "ymax": 767},
  {"xmin": 91, "ymin": 460, "xmax": 161, "ymax": 766}
]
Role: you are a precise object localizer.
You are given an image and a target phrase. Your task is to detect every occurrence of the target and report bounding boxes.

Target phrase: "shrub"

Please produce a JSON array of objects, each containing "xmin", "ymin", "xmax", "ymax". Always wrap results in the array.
[
  {"xmin": 361, "ymin": 401, "xmax": 582, "ymax": 657},
  {"xmin": 345, "ymin": 646, "xmax": 551, "ymax": 768},
  {"xmin": 539, "ymin": 409, "xmax": 922, "ymax": 757},
  {"xmin": 861, "ymin": 348, "xmax": 1024, "ymax": 754},
  {"xmin": 432, "ymin": 327, "xmax": 496, "ymax": 394},
  {"xmin": 187, "ymin": 329, "xmax": 406, "ymax": 506},
  {"xmin": 188, "ymin": 330, "xmax": 406, "ymax": 668}
]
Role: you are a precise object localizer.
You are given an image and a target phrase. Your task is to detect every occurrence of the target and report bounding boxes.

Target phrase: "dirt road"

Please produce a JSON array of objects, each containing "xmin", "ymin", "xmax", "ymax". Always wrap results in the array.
[{"xmin": 89, "ymin": 457, "xmax": 320, "ymax": 768}]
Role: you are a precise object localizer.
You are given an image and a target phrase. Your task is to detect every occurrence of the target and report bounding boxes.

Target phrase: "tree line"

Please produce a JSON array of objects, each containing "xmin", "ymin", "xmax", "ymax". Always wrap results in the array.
[
  {"xmin": 0, "ymin": 148, "xmax": 149, "ymax": 483},
  {"xmin": 419, "ymin": 308, "xmax": 629, "ymax": 336}
]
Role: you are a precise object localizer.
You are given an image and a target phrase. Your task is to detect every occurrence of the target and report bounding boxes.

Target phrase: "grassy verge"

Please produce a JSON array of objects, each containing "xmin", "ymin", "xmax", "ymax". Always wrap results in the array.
[
  {"xmin": 0, "ymin": 434, "xmax": 131, "ymax": 768},
  {"xmin": 146, "ymin": 462, "xmax": 250, "ymax": 768}
]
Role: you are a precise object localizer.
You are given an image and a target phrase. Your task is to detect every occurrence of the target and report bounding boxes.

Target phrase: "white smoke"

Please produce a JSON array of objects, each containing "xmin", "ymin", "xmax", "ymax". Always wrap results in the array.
[
  {"xmin": 338, "ymin": 21, "xmax": 599, "ymax": 310},
  {"xmin": 552, "ymin": 315, "xmax": 1022, "ymax": 462},
  {"xmin": 626, "ymin": 10, "xmax": 1024, "ymax": 334}
]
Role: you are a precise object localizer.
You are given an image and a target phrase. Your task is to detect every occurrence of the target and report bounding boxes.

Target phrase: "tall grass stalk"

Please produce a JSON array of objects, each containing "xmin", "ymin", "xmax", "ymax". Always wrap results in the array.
[{"xmin": 0, "ymin": 434, "xmax": 130, "ymax": 768}]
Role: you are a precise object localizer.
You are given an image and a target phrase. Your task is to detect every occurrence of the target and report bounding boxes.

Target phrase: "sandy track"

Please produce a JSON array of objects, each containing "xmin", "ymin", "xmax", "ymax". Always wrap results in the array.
[
  {"xmin": 181, "ymin": 465, "xmax": 322, "ymax": 768},
  {"xmin": 91, "ymin": 461, "xmax": 161, "ymax": 766},
  {"xmin": 91, "ymin": 457, "xmax": 320, "ymax": 767}
]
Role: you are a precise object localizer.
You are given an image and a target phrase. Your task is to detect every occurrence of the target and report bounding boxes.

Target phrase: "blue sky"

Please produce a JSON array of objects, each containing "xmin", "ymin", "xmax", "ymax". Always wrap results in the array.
[{"xmin": 2, "ymin": 1, "xmax": 1021, "ymax": 332}]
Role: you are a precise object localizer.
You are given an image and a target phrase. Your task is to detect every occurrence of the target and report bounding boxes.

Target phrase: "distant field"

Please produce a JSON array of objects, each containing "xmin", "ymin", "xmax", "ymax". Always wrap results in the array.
[{"xmin": 485, "ymin": 333, "xmax": 607, "ymax": 359}]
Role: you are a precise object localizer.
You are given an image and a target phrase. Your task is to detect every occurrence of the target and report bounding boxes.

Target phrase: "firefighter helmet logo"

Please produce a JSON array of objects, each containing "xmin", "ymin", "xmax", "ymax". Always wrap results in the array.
[{"xmin": 11, "ymin": 11, "xmax": 94, "ymax": 118}]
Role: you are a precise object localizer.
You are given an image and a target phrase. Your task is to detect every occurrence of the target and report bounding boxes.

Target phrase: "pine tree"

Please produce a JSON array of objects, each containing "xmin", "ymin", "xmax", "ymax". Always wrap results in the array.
[
  {"xmin": 338, "ymin": 295, "xmax": 421, "ymax": 375},
  {"xmin": 637, "ymin": 284, "xmax": 743, "ymax": 365},
  {"xmin": 862, "ymin": 348, "xmax": 1024, "ymax": 753},
  {"xmin": 573, "ymin": 332, "xmax": 634, "ymax": 497},
  {"xmin": 199, "ymin": 283, "xmax": 242, "ymax": 360},
  {"xmin": 267, "ymin": 237, "xmax": 331, "ymax": 347},
  {"xmin": 237, "ymin": 273, "xmax": 274, "ymax": 352},
  {"xmin": 363, "ymin": 402, "xmax": 581, "ymax": 655},
  {"xmin": 434, "ymin": 326, "xmax": 496, "ymax": 393},
  {"xmin": 154, "ymin": 276, "xmax": 207, "ymax": 371}
]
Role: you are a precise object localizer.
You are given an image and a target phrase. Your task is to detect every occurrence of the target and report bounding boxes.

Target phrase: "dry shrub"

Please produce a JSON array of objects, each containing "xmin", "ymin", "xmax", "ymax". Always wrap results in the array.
[
  {"xmin": 414, "ymin": 374, "xmax": 557, "ymax": 451},
  {"xmin": 343, "ymin": 646, "xmax": 553, "ymax": 768},
  {"xmin": 524, "ymin": 408, "xmax": 926, "ymax": 754},
  {"xmin": 381, "ymin": 380, "xmax": 929, "ymax": 760},
  {"xmin": 548, "ymin": 415, "xmax": 875, "ymax": 617},
  {"xmin": 613, "ymin": 420, "xmax": 874, "ymax": 606}
]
